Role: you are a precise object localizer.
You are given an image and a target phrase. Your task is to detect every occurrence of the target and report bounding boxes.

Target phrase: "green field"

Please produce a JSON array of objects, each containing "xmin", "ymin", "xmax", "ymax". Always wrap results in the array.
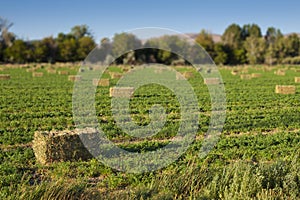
[{"xmin": 0, "ymin": 64, "xmax": 300, "ymax": 199}]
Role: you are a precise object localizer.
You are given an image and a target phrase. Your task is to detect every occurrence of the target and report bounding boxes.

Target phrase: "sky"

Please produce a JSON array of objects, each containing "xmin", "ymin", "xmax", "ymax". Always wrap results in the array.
[{"xmin": 1, "ymin": 0, "xmax": 300, "ymax": 42}]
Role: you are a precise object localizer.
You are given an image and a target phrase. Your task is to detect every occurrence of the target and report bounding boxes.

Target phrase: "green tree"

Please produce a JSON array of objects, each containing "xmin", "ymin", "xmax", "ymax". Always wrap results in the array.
[
  {"xmin": 34, "ymin": 37, "xmax": 57, "ymax": 63},
  {"xmin": 195, "ymin": 29, "xmax": 215, "ymax": 58},
  {"xmin": 264, "ymin": 27, "xmax": 283, "ymax": 65},
  {"xmin": 70, "ymin": 25, "xmax": 91, "ymax": 39},
  {"xmin": 244, "ymin": 36, "xmax": 266, "ymax": 64},
  {"xmin": 77, "ymin": 36, "xmax": 96, "ymax": 60},
  {"xmin": 222, "ymin": 23, "xmax": 243, "ymax": 49},
  {"xmin": 213, "ymin": 43, "xmax": 228, "ymax": 65},
  {"xmin": 242, "ymin": 24, "xmax": 262, "ymax": 39},
  {"xmin": 284, "ymin": 33, "xmax": 300, "ymax": 57},
  {"xmin": 4, "ymin": 39, "xmax": 29, "ymax": 63}
]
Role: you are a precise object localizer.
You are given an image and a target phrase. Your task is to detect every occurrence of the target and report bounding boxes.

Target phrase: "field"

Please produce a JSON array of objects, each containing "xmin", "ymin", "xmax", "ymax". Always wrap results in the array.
[{"xmin": 0, "ymin": 64, "xmax": 300, "ymax": 199}]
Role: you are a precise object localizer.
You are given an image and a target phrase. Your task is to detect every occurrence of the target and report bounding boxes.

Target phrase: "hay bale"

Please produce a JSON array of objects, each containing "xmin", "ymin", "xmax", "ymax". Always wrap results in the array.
[
  {"xmin": 176, "ymin": 73, "xmax": 185, "ymax": 80},
  {"xmin": 58, "ymin": 71, "xmax": 69, "ymax": 75},
  {"xmin": 68, "ymin": 75, "xmax": 82, "ymax": 81},
  {"xmin": 26, "ymin": 68, "xmax": 35, "ymax": 72},
  {"xmin": 231, "ymin": 70, "xmax": 239, "ymax": 75},
  {"xmin": 32, "ymin": 129, "xmax": 96, "ymax": 165},
  {"xmin": 32, "ymin": 72, "xmax": 43, "ymax": 77},
  {"xmin": 274, "ymin": 70, "xmax": 285, "ymax": 76},
  {"xmin": 110, "ymin": 87, "xmax": 134, "ymax": 98},
  {"xmin": 93, "ymin": 78, "xmax": 110, "ymax": 86},
  {"xmin": 204, "ymin": 78, "xmax": 221, "ymax": 85},
  {"xmin": 47, "ymin": 69, "xmax": 56, "ymax": 74},
  {"xmin": 240, "ymin": 74, "xmax": 252, "ymax": 80},
  {"xmin": 275, "ymin": 85, "xmax": 296, "ymax": 94},
  {"xmin": 251, "ymin": 73, "xmax": 261, "ymax": 78},
  {"xmin": 183, "ymin": 72, "xmax": 194, "ymax": 79},
  {"xmin": 295, "ymin": 77, "xmax": 300, "ymax": 83},
  {"xmin": 0, "ymin": 74, "xmax": 10, "ymax": 80},
  {"xmin": 110, "ymin": 72, "xmax": 122, "ymax": 79}
]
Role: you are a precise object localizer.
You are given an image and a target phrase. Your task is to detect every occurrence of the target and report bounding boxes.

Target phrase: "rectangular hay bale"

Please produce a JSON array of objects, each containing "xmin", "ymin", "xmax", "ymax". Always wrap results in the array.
[
  {"xmin": 58, "ymin": 71, "xmax": 69, "ymax": 75},
  {"xmin": 183, "ymin": 71, "xmax": 194, "ymax": 79},
  {"xmin": 32, "ymin": 72, "xmax": 43, "ymax": 77},
  {"xmin": 93, "ymin": 78, "xmax": 110, "ymax": 86},
  {"xmin": 32, "ymin": 129, "xmax": 98, "ymax": 164},
  {"xmin": 47, "ymin": 69, "xmax": 56, "ymax": 74},
  {"xmin": 240, "ymin": 74, "xmax": 252, "ymax": 80},
  {"xmin": 204, "ymin": 78, "xmax": 221, "ymax": 85},
  {"xmin": 68, "ymin": 75, "xmax": 82, "ymax": 81},
  {"xmin": 110, "ymin": 87, "xmax": 134, "ymax": 98},
  {"xmin": 251, "ymin": 73, "xmax": 261, "ymax": 78},
  {"xmin": 231, "ymin": 70, "xmax": 239, "ymax": 75},
  {"xmin": 275, "ymin": 85, "xmax": 296, "ymax": 94},
  {"xmin": 110, "ymin": 72, "xmax": 122, "ymax": 79},
  {"xmin": 295, "ymin": 77, "xmax": 300, "ymax": 83},
  {"xmin": 0, "ymin": 74, "xmax": 10, "ymax": 80},
  {"xmin": 274, "ymin": 70, "xmax": 285, "ymax": 76}
]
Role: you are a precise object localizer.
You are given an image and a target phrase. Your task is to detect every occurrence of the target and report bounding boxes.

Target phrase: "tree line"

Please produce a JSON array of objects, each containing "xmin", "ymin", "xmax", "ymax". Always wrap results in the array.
[{"xmin": 0, "ymin": 17, "xmax": 300, "ymax": 65}]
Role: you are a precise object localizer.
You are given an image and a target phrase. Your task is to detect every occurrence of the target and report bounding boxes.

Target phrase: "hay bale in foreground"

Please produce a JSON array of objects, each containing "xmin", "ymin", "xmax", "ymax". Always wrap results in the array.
[
  {"xmin": 295, "ymin": 77, "xmax": 300, "ymax": 83},
  {"xmin": 93, "ymin": 78, "xmax": 109, "ymax": 86},
  {"xmin": 68, "ymin": 75, "xmax": 82, "ymax": 81},
  {"xmin": 32, "ymin": 72, "xmax": 43, "ymax": 77},
  {"xmin": 275, "ymin": 85, "xmax": 296, "ymax": 94},
  {"xmin": 204, "ymin": 78, "xmax": 221, "ymax": 85},
  {"xmin": 58, "ymin": 71, "xmax": 69, "ymax": 75},
  {"xmin": 252, "ymin": 73, "xmax": 261, "ymax": 78},
  {"xmin": 32, "ymin": 129, "xmax": 97, "ymax": 164},
  {"xmin": 110, "ymin": 87, "xmax": 134, "ymax": 98},
  {"xmin": 0, "ymin": 74, "xmax": 10, "ymax": 80},
  {"xmin": 240, "ymin": 74, "xmax": 252, "ymax": 80}
]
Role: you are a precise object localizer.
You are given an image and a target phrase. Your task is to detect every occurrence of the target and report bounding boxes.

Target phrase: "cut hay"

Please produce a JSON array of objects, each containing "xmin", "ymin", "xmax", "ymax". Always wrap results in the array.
[
  {"xmin": 275, "ymin": 85, "xmax": 296, "ymax": 94},
  {"xmin": 93, "ymin": 78, "xmax": 110, "ymax": 86},
  {"xmin": 183, "ymin": 72, "xmax": 194, "ymax": 79},
  {"xmin": 58, "ymin": 71, "xmax": 69, "ymax": 75},
  {"xmin": 240, "ymin": 74, "xmax": 252, "ymax": 80},
  {"xmin": 251, "ymin": 73, "xmax": 261, "ymax": 78},
  {"xmin": 295, "ymin": 77, "xmax": 300, "ymax": 83},
  {"xmin": 110, "ymin": 72, "xmax": 123, "ymax": 79},
  {"xmin": 0, "ymin": 74, "xmax": 10, "ymax": 80},
  {"xmin": 204, "ymin": 78, "xmax": 221, "ymax": 85},
  {"xmin": 47, "ymin": 69, "xmax": 56, "ymax": 74},
  {"xmin": 231, "ymin": 70, "xmax": 239, "ymax": 75},
  {"xmin": 274, "ymin": 70, "xmax": 285, "ymax": 76},
  {"xmin": 109, "ymin": 87, "xmax": 134, "ymax": 98},
  {"xmin": 32, "ymin": 129, "xmax": 97, "ymax": 164},
  {"xmin": 68, "ymin": 75, "xmax": 82, "ymax": 81},
  {"xmin": 32, "ymin": 72, "xmax": 43, "ymax": 77}
]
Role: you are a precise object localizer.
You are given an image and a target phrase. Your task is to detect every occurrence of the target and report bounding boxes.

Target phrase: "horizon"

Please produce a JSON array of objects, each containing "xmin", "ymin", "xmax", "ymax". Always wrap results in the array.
[{"xmin": 1, "ymin": 0, "xmax": 300, "ymax": 41}]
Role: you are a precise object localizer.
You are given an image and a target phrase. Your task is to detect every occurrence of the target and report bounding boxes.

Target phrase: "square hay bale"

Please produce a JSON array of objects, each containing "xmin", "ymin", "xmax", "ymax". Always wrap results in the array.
[
  {"xmin": 32, "ymin": 72, "xmax": 43, "ymax": 77},
  {"xmin": 251, "ymin": 73, "xmax": 261, "ymax": 78},
  {"xmin": 110, "ymin": 87, "xmax": 134, "ymax": 98},
  {"xmin": 231, "ymin": 70, "xmax": 239, "ymax": 75},
  {"xmin": 0, "ymin": 74, "xmax": 10, "ymax": 80},
  {"xmin": 93, "ymin": 78, "xmax": 110, "ymax": 86},
  {"xmin": 240, "ymin": 74, "xmax": 252, "ymax": 80},
  {"xmin": 295, "ymin": 77, "xmax": 300, "ymax": 83},
  {"xmin": 204, "ymin": 78, "xmax": 221, "ymax": 85},
  {"xmin": 47, "ymin": 69, "xmax": 56, "ymax": 74},
  {"xmin": 110, "ymin": 72, "xmax": 123, "ymax": 79},
  {"xmin": 176, "ymin": 73, "xmax": 186, "ymax": 80},
  {"xmin": 274, "ymin": 70, "xmax": 285, "ymax": 76},
  {"xmin": 183, "ymin": 71, "xmax": 194, "ymax": 79},
  {"xmin": 32, "ymin": 129, "xmax": 96, "ymax": 165},
  {"xmin": 68, "ymin": 75, "xmax": 82, "ymax": 81},
  {"xmin": 275, "ymin": 85, "xmax": 296, "ymax": 94},
  {"xmin": 26, "ymin": 68, "xmax": 35, "ymax": 72},
  {"xmin": 58, "ymin": 71, "xmax": 69, "ymax": 75}
]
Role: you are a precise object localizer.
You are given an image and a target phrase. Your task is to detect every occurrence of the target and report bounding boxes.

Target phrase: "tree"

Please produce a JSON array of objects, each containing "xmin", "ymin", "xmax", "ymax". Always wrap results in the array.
[
  {"xmin": 213, "ymin": 43, "xmax": 228, "ymax": 65},
  {"xmin": 4, "ymin": 39, "xmax": 28, "ymax": 63},
  {"xmin": 242, "ymin": 24, "xmax": 262, "ymax": 39},
  {"xmin": 112, "ymin": 33, "xmax": 142, "ymax": 64},
  {"xmin": 222, "ymin": 23, "xmax": 243, "ymax": 49},
  {"xmin": 244, "ymin": 36, "xmax": 266, "ymax": 64},
  {"xmin": 195, "ymin": 29, "xmax": 215, "ymax": 58},
  {"xmin": 284, "ymin": 33, "xmax": 300, "ymax": 57},
  {"xmin": 77, "ymin": 36, "xmax": 96, "ymax": 60},
  {"xmin": 70, "ymin": 25, "xmax": 91, "ymax": 39},
  {"xmin": 264, "ymin": 27, "xmax": 283, "ymax": 65},
  {"xmin": 34, "ymin": 37, "xmax": 57, "ymax": 63}
]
